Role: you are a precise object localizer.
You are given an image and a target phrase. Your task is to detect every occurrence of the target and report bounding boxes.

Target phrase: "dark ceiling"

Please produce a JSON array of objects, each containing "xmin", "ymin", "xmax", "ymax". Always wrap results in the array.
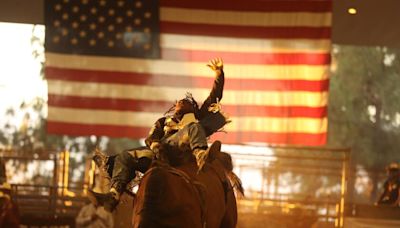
[{"xmin": 1, "ymin": 0, "xmax": 399, "ymax": 48}]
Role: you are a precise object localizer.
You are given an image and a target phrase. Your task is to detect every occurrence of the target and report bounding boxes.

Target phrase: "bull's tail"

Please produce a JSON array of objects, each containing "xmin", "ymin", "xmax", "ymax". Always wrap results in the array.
[
  {"xmin": 227, "ymin": 171, "xmax": 244, "ymax": 198},
  {"xmin": 216, "ymin": 151, "xmax": 245, "ymax": 197}
]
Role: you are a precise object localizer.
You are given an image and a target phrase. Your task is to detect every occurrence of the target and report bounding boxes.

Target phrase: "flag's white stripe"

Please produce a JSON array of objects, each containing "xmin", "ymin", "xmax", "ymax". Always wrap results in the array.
[
  {"xmin": 48, "ymin": 107, "xmax": 327, "ymax": 133},
  {"xmin": 48, "ymin": 80, "xmax": 327, "ymax": 107},
  {"xmin": 161, "ymin": 34, "xmax": 331, "ymax": 53},
  {"xmin": 45, "ymin": 53, "xmax": 329, "ymax": 80},
  {"xmin": 228, "ymin": 116, "xmax": 327, "ymax": 134},
  {"xmin": 161, "ymin": 7, "xmax": 332, "ymax": 27}
]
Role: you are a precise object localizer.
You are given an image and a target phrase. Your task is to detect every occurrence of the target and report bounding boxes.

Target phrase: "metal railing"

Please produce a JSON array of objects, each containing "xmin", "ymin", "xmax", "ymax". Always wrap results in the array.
[
  {"xmin": 226, "ymin": 145, "xmax": 350, "ymax": 228},
  {"xmin": 1, "ymin": 151, "xmax": 93, "ymax": 227}
]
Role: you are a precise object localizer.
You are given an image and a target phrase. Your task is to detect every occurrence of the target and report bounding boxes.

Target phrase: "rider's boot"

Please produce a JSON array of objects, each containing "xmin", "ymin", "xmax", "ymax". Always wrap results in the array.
[
  {"xmin": 207, "ymin": 140, "xmax": 221, "ymax": 163},
  {"xmin": 194, "ymin": 140, "xmax": 221, "ymax": 172}
]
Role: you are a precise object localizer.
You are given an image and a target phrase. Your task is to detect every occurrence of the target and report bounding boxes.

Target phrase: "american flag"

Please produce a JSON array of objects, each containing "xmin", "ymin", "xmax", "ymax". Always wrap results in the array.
[{"xmin": 45, "ymin": 0, "xmax": 331, "ymax": 146}]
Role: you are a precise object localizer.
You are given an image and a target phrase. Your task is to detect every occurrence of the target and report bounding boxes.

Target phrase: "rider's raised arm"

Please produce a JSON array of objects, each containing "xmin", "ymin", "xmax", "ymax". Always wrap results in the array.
[
  {"xmin": 144, "ymin": 117, "xmax": 166, "ymax": 147},
  {"xmin": 198, "ymin": 58, "xmax": 224, "ymax": 119}
]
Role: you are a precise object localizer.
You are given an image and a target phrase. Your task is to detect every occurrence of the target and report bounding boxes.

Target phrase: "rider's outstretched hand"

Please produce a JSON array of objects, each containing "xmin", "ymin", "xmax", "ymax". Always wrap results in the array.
[{"xmin": 207, "ymin": 58, "xmax": 223, "ymax": 72}]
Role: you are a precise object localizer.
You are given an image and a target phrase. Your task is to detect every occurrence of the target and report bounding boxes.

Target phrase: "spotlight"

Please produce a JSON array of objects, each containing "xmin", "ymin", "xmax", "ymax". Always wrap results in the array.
[{"xmin": 348, "ymin": 8, "xmax": 357, "ymax": 15}]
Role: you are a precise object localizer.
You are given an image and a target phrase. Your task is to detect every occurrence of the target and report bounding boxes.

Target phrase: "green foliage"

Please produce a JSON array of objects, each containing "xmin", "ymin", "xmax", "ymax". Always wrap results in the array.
[
  {"xmin": 328, "ymin": 45, "xmax": 400, "ymax": 202},
  {"xmin": 328, "ymin": 45, "xmax": 400, "ymax": 169}
]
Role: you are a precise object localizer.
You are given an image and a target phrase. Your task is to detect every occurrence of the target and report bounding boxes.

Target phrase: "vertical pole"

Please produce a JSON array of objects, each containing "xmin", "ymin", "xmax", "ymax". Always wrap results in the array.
[
  {"xmin": 86, "ymin": 160, "xmax": 95, "ymax": 194},
  {"xmin": 338, "ymin": 152, "xmax": 348, "ymax": 227},
  {"xmin": 52, "ymin": 152, "xmax": 58, "ymax": 216},
  {"xmin": 63, "ymin": 150, "xmax": 70, "ymax": 195},
  {"xmin": 59, "ymin": 151, "xmax": 64, "ymax": 196}
]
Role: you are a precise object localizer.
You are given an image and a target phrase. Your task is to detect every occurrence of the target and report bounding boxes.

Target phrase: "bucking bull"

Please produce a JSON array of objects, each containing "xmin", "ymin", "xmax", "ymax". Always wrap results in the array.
[{"xmin": 94, "ymin": 141, "xmax": 244, "ymax": 228}]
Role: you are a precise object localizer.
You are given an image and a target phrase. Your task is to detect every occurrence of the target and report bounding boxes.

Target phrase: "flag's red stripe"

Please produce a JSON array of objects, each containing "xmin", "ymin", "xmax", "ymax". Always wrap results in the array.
[
  {"xmin": 46, "ymin": 47, "xmax": 332, "ymax": 65},
  {"xmin": 45, "ymin": 67, "xmax": 329, "ymax": 92},
  {"xmin": 212, "ymin": 131, "xmax": 327, "ymax": 146},
  {"xmin": 161, "ymin": 0, "xmax": 332, "ymax": 13},
  {"xmin": 161, "ymin": 22, "xmax": 331, "ymax": 39},
  {"xmin": 47, "ymin": 121, "xmax": 326, "ymax": 146},
  {"xmin": 48, "ymin": 95, "xmax": 327, "ymax": 118},
  {"xmin": 47, "ymin": 122, "xmax": 149, "ymax": 139},
  {"xmin": 162, "ymin": 48, "xmax": 331, "ymax": 65}
]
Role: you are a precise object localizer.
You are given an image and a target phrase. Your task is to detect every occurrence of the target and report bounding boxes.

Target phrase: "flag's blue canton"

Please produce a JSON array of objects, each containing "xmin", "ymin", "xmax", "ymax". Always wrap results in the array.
[{"xmin": 45, "ymin": 0, "xmax": 160, "ymax": 58}]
